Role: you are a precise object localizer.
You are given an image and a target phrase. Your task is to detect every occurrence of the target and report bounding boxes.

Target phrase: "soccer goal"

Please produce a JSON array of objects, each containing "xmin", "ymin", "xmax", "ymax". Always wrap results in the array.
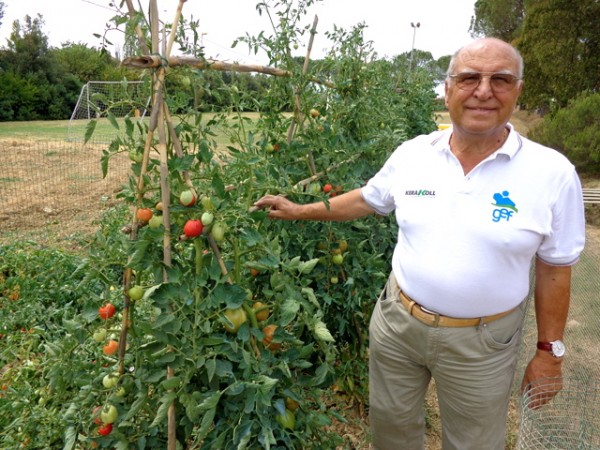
[{"xmin": 68, "ymin": 80, "xmax": 151, "ymax": 142}]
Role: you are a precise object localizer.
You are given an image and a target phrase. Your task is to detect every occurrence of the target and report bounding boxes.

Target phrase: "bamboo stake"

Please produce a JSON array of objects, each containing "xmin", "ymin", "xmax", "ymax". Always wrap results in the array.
[
  {"xmin": 121, "ymin": 55, "xmax": 335, "ymax": 89},
  {"xmin": 287, "ymin": 15, "xmax": 319, "ymax": 176},
  {"xmin": 165, "ymin": 0, "xmax": 187, "ymax": 58},
  {"xmin": 123, "ymin": 0, "xmax": 151, "ymax": 55}
]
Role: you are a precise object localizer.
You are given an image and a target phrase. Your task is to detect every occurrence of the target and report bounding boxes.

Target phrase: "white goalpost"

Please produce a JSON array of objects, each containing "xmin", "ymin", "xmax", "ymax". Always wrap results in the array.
[{"xmin": 67, "ymin": 80, "xmax": 151, "ymax": 142}]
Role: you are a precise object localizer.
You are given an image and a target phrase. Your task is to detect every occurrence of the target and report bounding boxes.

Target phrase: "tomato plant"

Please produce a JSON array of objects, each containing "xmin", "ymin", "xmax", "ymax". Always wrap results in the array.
[{"xmin": 0, "ymin": 1, "xmax": 440, "ymax": 449}]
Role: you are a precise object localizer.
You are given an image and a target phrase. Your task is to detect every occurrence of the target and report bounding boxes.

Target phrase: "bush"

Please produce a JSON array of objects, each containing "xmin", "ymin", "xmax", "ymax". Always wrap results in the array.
[{"xmin": 528, "ymin": 92, "xmax": 600, "ymax": 175}]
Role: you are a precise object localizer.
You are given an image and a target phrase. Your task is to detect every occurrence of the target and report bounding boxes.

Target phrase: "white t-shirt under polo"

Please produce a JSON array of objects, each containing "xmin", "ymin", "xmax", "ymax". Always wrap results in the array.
[{"xmin": 361, "ymin": 124, "xmax": 586, "ymax": 318}]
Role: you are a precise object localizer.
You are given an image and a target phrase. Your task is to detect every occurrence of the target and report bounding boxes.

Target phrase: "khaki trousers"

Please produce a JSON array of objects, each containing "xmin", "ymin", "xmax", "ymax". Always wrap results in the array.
[{"xmin": 369, "ymin": 275, "xmax": 525, "ymax": 450}]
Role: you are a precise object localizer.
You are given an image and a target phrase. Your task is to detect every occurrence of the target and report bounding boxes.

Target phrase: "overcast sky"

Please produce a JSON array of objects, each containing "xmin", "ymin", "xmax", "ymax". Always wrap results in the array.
[{"xmin": 0, "ymin": 0, "xmax": 476, "ymax": 63}]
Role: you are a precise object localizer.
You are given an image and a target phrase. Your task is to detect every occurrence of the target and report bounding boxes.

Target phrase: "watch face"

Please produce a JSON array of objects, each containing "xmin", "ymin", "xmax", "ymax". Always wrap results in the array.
[{"xmin": 551, "ymin": 340, "xmax": 566, "ymax": 357}]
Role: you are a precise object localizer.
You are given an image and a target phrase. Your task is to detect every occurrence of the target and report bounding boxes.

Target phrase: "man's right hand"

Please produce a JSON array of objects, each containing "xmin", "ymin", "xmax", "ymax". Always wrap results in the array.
[
  {"xmin": 253, "ymin": 188, "xmax": 375, "ymax": 222},
  {"xmin": 253, "ymin": 194, "xmax": 302, "ymax": 220}
]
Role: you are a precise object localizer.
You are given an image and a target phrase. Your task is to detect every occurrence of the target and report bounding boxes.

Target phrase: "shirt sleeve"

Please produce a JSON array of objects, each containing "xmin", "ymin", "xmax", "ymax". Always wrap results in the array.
[
  {"xmin": 361, "ymin": 149, "xmax": 401, "ymax": 215},
  {"xmin": 536, "ymin": 167, "xmax": 586, "ymax": 266}
]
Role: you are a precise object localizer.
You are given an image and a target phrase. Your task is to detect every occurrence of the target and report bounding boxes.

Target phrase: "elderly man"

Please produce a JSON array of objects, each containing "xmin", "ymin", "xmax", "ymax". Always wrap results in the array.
[{"xmin": 254, "ymin": 38, "xmax": 585, "ymax": 449}]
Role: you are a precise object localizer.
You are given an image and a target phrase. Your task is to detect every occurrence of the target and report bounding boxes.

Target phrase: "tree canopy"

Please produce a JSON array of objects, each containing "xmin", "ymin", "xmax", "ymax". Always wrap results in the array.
[{"xmin": 471, "ymin": 0, "xmax": 599, "ymax": 112}]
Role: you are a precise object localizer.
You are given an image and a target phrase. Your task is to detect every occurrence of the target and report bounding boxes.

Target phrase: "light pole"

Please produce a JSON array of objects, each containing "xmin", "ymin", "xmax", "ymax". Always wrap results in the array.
[{"xmin": 409, "ymin": 22, "xmax": 420, "ymax": 73}]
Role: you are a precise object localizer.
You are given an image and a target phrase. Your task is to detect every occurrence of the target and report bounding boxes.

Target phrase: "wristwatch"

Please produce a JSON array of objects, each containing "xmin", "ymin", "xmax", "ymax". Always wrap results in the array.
[{"xmin": 537, "ymin": 340, "xmax": 566, "ymax": 358}]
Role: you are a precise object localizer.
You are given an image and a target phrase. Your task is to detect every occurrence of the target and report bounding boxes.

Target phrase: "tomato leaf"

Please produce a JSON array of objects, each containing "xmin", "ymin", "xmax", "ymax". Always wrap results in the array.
[
  {"xmin": 279, "ymin": 298, "xmax": 300, "ymax": 327},
  {"xmin": 84, "ymin": 119, "xmax": 97, "ymax": 144},
  {"xmin": 150, "ymin": 393, "xmax": 177, "ymax": 427},
  {"xmin": 107, "ymin": 111, "xmax": 120, "ymax": 130},
  {"xmin": 63, "ymin": 426, "xmax": 77, "ymax": 450},
  {"xmin": 161, "ymin": 376, "xmax": 181, "ymax": 390}
]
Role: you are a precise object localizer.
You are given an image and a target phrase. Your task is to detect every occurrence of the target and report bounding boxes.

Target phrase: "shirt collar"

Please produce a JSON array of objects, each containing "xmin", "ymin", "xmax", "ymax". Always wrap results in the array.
[{"xmin": 429, "ymin": 122, "xmax": 523, "ymax": 159}]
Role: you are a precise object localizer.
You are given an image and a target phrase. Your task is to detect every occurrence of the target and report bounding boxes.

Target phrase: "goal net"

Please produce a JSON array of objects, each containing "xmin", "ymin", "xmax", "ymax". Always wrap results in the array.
[{"xmin": 67, "ymin": 80, "xmax": 151, "ymax": 143}]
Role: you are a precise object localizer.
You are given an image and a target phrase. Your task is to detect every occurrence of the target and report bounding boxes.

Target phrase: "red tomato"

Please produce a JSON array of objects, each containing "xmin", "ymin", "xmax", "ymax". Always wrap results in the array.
[
  {"xmin": 97, "ymin": 423, "xmax": 113, "ymax": 436},
  {"xmin": 323, "ymin": 183, "xmax": 333, "ymax": 194},
  {"xmin": 98, "ymin": 303, "xmax": 116, "ymax": 320},
  {"xmin": 183, "ymin": 220, "xmax": 203, "ymax": 238}
]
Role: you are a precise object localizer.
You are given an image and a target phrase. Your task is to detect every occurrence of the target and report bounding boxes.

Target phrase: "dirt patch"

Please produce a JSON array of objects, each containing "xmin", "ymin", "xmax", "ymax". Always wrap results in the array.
[{"xmin": 0, "ymin": 138, "xmax": 128, "ymax": 249}]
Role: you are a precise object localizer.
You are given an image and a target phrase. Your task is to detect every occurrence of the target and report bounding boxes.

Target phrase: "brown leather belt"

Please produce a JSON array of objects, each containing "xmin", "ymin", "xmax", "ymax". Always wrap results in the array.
[{"xmin": 392, "ymin": 278, "xmax": 517, "ymax": 327}]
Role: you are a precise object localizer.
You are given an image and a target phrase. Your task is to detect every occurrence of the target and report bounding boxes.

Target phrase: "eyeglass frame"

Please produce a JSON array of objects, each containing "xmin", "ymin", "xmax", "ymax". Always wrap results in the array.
[{"xmin": 448, "ymin": 71, "xmax": 522, "ymax": 93}]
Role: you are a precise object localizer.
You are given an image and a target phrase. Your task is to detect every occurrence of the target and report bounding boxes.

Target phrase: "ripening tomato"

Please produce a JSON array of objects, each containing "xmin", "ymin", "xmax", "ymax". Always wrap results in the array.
[
  {"xmin": 179, "ymin": 190, "xmax": 196, "ymax": 206},
  {"xmin": 103, "ymin": 340, "xmax": 118, "ymax": 356},
  {"xmin": 223, "ymin": 308, "xmax": 247, "ymax": 333},
  {"xmin": 136, "ymin": 208, "xmax": 153, "ymax": 222},
  {"xmin": 252, "ymin": 302, "xmax": 269, "ymax": 322},
  {"xmin": 92, "ymin": 406, "xmax": 103, "ymax": 425},
  {"xmin": 262, "ymin": 324, "xmax": 281, "ymax": 351},
  {"xmin": 98, "ymin": 303, "xmax": 116, "ymax": 320},
  {"xmin": 97, "ymin": 423, "xmax": 113, "ymax": 436},
  {"xmin": 183, "ymin": 220, "xmax": 203, "ymax": 238}
]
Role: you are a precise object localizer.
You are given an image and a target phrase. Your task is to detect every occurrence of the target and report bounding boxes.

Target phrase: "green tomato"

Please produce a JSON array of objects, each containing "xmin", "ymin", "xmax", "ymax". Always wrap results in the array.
[
  {"xmin": 115, "ymin": 387, "xmax": 126, "ymax": 397},
  {"xmin": 93, "ymin": 328, "xmax": 107, "ymax": 342},
  {"xmin": 102, "ymin": 373, "xmax": 119, "ymax": 389},
  {"xmin": 148, "ymin": 215, "xmax": 163, "ymax": 229},
  {"xmin": 201, "ymin": 211, "xmax": 214, "ymax": 226},
  {"xmin": 100, "ymin": 404, "xmax": 118, "ymax": 424},
  {"xmin": 276, "ymin": 409, "xmax": 296, "ymax": 430},
  {"xmin": 200, "ymin": 195, "xmax": 214, "ymax": 211},
  {"xmin": 332, "ymin": 254, "xmax": 344, "ymax": 265},
  {"xmin": 128, "ymin": 285, "xmax": 144, "ymax": 301},
  {"xmin": 211, "ymin": 222, "xmax": 226, "ymax": 242},
  {"xmin": 128, "ymin": 149, "xmax": 143, "ymax": 163}
]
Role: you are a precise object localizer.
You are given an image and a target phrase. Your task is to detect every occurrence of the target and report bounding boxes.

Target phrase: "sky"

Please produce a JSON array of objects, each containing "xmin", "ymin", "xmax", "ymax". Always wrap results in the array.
[{"xmin": 0, "ymin": 0, "xmax": 477, "ymax": 64}]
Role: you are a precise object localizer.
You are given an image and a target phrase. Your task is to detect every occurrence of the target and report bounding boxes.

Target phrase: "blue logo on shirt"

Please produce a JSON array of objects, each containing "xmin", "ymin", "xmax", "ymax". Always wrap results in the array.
[{"xmin": 492, "ymin": 191, "xmax": 518, "ymax": 222}]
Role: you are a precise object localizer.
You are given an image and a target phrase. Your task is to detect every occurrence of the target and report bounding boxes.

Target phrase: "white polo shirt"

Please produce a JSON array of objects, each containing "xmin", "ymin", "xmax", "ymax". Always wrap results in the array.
[{"xmin": 361, "ymin": 124, "xmax": 586, "ymax": 317}]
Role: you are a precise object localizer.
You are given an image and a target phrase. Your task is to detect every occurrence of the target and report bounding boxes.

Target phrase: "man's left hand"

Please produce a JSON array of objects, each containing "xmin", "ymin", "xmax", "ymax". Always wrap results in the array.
[{"xmin": 520, "ymin": 351, "xmax": 563, "ymax": 409}]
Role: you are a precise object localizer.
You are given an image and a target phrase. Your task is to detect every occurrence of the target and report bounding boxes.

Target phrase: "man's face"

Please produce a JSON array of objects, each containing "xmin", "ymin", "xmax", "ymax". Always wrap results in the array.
[{"xmin": 444, "ymin": 41, "xmax": 523, "ymax": 137}]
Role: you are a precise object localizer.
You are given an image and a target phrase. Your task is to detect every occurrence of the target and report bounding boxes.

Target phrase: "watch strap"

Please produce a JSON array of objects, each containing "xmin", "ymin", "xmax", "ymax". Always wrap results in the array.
[{"xmin": 537, "ymin": 341, "xmax": 553, "ymax": 352}]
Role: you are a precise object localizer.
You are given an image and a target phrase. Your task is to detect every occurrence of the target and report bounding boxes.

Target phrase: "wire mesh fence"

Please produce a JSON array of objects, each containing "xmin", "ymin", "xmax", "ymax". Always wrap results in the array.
[
  {"xmin": 1, "ymin": 133, "xmax": 600, "ymax": 446},
  {"xmin": 0, "ymin": 136, "xmax": 130, "ymax": 244},
  {"xmin": 518, "ymin": 377, "xmax": 600, "ymax": 449}
]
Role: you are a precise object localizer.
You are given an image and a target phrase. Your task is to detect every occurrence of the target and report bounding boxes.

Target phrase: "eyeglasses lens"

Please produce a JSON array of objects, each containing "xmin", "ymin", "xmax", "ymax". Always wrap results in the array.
[{"xmin": 453, "ymin": 73, "xmax": 518, "ymax": 93}]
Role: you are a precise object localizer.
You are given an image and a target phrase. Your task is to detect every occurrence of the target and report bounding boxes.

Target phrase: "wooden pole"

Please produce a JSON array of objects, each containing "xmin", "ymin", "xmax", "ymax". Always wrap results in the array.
[{"xmin": 121, "ymin": 55, "xmax": 335, "ymax": 89}]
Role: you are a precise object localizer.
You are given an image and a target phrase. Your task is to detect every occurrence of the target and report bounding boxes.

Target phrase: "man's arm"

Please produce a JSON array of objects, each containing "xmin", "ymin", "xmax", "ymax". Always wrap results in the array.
[
  {"xmin": 520, "ymin": 258, "xmax": 572, "ymax": 408},
  {"xmin": 253, "ymin": 188, "xmax": 375, "ymax": 221}
]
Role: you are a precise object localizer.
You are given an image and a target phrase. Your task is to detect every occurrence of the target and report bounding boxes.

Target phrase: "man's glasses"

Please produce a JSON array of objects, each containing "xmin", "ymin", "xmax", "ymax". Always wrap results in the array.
[{"xmin": 449, "ymin": 72, "xmax": 521, "ymax": 93}]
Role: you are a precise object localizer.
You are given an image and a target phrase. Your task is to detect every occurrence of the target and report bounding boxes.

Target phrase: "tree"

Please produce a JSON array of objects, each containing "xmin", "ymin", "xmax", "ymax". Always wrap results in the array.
[
  {"xmin": 0, "ymin": 14, "xmax": 82, "ymax": 120},
  {"xmin": 516, "ymin": 0, "xmax": 600, "ymax": 111},
  {"xmin": 0, "ymin": 1, "xmax": 5, "ymax": 29},
  {"xmin": 469, "ymin": 0, "xmax": 525, "ymax": 42}
]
